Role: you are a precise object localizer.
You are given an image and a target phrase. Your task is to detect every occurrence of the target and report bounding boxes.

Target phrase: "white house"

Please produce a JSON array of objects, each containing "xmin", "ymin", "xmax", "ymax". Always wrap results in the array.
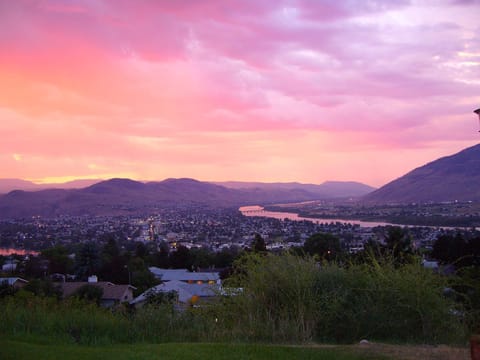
[{"xmin": 131, "ymin": 280, "xmax": 219, "ymax": 307}]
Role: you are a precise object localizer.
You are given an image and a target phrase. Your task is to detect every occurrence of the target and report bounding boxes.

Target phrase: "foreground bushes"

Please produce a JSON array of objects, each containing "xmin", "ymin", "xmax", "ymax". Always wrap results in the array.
[
  {"xmin": 0, "ymin": 253, "xmax": 469, "ymax": 345},
  {"xmin": 218, "ymin": 253, "xmax": 466, "ymax": 344},
  {"xmin": 0, "ymin": 293, "xmax": 131, "ymax": 344},
  {"xmin": 0, "ymin": 291, "xmax": 212, "ymax": 344},
  {"xmin": 312, "ymin": 259, "xmax": 462, "ymax": 343}
]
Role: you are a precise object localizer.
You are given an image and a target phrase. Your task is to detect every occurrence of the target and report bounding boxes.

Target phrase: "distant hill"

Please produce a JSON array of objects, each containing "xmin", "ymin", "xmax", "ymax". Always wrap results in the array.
[
  {"xmin": 214, "ymin": 181, "xmax": 375, "ymax": 198},
  {"xmin": 364, "ymin": 143, "xmax": 480, "ymax": 204},
  {"xmin": 0, "ymin": 178, "xmax": 374, "ymax": 219},
  {"xmin": 0, "ymin": 178, "xmax": 100, "ymax": 194},
  {"xmin": 0, "ymin": 179, "xmax": 40, "ymax": 193}
]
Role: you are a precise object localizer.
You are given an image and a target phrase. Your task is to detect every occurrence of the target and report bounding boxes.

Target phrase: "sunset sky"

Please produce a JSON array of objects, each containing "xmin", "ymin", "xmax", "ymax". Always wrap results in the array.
[{"xmin": 0, "ymin": 0, "xmax": 479, "ymax": 188}]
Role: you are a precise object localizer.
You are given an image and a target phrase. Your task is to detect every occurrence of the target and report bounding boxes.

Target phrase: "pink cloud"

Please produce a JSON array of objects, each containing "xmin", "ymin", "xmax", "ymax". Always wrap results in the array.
[
  {"xmin": 295, "ymin": 0, "xmax": 410, "ymax": 20},
  {"xmin": 0, "ymin": 0, "xmax": 479, "ymax": 186}
]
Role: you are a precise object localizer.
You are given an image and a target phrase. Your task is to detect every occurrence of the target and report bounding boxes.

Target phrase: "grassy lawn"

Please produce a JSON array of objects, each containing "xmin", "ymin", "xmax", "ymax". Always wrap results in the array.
[{"xmin": 0, "ymin": 339, "xmax": 388, "ymax": 360}]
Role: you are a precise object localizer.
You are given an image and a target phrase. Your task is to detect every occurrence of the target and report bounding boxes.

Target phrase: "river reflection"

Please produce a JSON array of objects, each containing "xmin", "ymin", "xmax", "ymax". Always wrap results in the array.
[
  {"xmin": 0, "ymin": 248, "xmax": 39, "ymax": 256},
  {"xmin": 239, "ymin": 205, "xmax": 393, "ymax": 228}
]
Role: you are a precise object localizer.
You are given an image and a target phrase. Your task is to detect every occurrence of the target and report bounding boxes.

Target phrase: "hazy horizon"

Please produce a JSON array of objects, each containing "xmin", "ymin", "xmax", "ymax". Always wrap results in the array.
[
  {"xmin": 1, "ymin": 1, "xmax": 479, "ymax": 188},
  {"xmin": 0, "ymin": 176, "xmax": 376, "ymax": 187}
]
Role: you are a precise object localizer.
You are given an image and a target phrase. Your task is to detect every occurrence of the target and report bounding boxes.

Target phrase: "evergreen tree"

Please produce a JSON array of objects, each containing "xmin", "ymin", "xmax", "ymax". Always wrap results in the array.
[{"xmin": 252, "ymin": 233, "xmax": 266, "ymax": 253}]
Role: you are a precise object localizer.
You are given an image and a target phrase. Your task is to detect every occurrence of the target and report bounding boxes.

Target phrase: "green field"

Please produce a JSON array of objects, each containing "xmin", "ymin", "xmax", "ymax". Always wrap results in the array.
[{"xmin": 0, "ymin": 339, "xmax": 387, "ymax": 360}]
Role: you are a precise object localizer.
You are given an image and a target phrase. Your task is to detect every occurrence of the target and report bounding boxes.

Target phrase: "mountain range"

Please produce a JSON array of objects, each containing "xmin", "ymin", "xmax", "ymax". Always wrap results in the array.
[
  {"xmin": 0, "ymin": 179, "xmax": 100, "ymax": 194},
  {"xmin": 1, "ymin": 142, "xmax": 479, "ymax": 218},
  {"xmin": 364, "ymin": 143, "xmax": 480, "ymax": 203},
  {"xmin": 0, "ymin": 178, "xmax": 374, "ymax": 219},
  {"xmin": 214, "ymin": 181, "xmax": 375, "ymax": 199}
]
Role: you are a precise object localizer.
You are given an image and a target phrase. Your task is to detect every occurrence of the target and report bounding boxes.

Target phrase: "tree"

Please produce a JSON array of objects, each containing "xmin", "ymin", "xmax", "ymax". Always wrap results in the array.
[
  {"xmin": 125, "ymin": 256, "xmax": 159, "ymax": 294},
  {"xmin": 135, "ymin": 242, "xmax": 148, "ymax": 259},
  {"xmin": 131, "ymin": 268, "xmax": 158, "ymax": 295},
  {"xmin": 23, "ymin": 256, "xmax": 48, "ymax": 278},
  {"xmin": 432, "ymin": 233, "xmax": 467, "ymax": 265},
  {"xmin": 101, "ymin": 254, "xmax": 128, "ymax": 284},
  {"xmin": 75, "ymin": 242, "xmax": 101, "ymax": 279},
  {"xmin": 252, "ymin": 233, "xmax": 267, "ymax": 253},
  {"xmin": 303, "ymin": 233, "xmax": 341, "ymax": 261},
  {"xmin": 466, "ymin": 236, "xmax": 480, "ymax": 267},
  {"xmin": 148, "ymin": 240, "xmax": 170, "ymax": 268},
  {"xmin": 99, "ymin": 238, "xmax": 128, "ymax": 283},
  {"xmin": 41, "ymin": 245, "xmax": 73, "ymax": 275},
  {"xmin": 102, "ymin": 237, "xmax": 120, "ymax": 259},
  {"xmin": 169, "ymin": 245, "xmax": 192, "ymax": 269},
  {"xmin": 190, "ymin": 247, "xmax": 215, "ymax": 269},
  {"xmin": 214, "ymin": 246, "xmax": 241, "ymax": 268},
  {"xmin": 384, "ymin": 226, "xmax": 414, "ymax": 263},
  {"xmin": 24, "ymin": 279, "xmax": 62, "ymax": 298},
  {"xmin": 385, "ymin": 227, "xmax": 411, "ymax": 251}
]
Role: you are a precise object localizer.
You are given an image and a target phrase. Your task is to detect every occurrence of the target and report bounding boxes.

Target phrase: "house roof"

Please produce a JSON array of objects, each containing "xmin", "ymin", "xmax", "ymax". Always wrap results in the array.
[
  {"xmin": 0, "ymin": 277, "xmax": 28, "ymax": 286},
  {"xmin": 58, "ymin": 281, "xmax": 136, "ymax": 300},
  {"xmin": 148, "ymin": 267, "xmax": 219, "ymax": 282},
  {"xmin": 422, "ymin": 260, "xmax": 439, "ymax": 269},
  {"xmin": 131, "ymin": 280, "xmax": 218, "ymax": 304}
]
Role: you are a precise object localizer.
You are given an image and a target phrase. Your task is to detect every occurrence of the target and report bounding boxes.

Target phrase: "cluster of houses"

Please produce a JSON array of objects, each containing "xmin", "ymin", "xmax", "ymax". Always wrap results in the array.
[{"xmin": 0, "ymin": 267, "xmax": 222, "ymax": 309}]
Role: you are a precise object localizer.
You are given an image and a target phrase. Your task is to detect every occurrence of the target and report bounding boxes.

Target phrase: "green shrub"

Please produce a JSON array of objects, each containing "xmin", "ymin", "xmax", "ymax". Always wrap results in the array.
[
  {"xmin": 219, "ymin": 253, "xmax": 467, "ymax": 344},
  {"xmin": 219, "ymin": 253, "xmax": 327, "ymax": 342},
  {"xmin": 313, "ymin": 258, "xmax": 466, "ymax": 343}
]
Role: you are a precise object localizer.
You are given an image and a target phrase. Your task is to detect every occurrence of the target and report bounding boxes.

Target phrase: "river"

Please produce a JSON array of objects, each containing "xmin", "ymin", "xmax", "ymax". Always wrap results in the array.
[
  {"xmin": 239, "ymin": 205, "xmax": 396, "ymax": 228},
  {"xmin": 0, "ymin": 248, "xmax": 39, "ymax": 256}
]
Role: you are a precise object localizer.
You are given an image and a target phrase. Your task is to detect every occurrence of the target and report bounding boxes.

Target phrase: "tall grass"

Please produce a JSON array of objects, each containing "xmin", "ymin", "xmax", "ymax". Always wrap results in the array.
[
  {"xmin": 311, "ymin": 258, "xmax": 465, "ymax": 343},
  {"xmin": 0, "ymin": 292, "xmax": 131, "ymax": 344},
  {"xmin": 0, "ymin": 291, "xmax": 220, "ymax": 344},
  {"xmin": 216, "ymin": 253, "xmax": 322, "ymax": 342},
  {"xmin": 0, "ymin": 253, "xmax": 469, "ymax": 345},
  {"xmin": 217, "ymin": 253, "xmax": 467, "ymax": 344}
]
